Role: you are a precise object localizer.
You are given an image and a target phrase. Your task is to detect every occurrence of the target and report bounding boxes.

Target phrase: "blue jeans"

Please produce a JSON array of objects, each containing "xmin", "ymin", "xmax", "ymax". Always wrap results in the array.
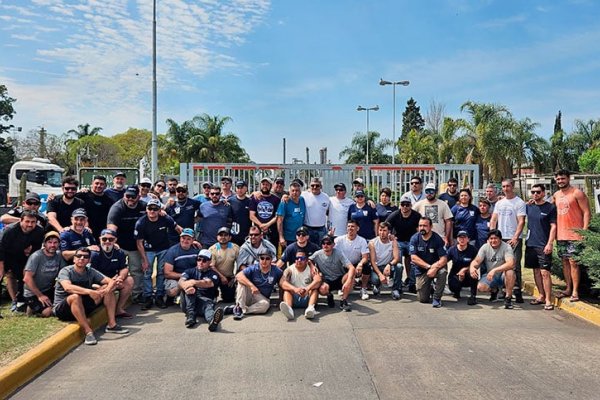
[
  {"xmin": 143, "ymin": 250, "xmax": 167, "ymax": 298},
  {"xmin": 185, "ymin": 294, "xmax": 216, "ymax": 322},
  {"xmin": 398, "ymin": 241, "xmax": 415, "ymax": 286},
  {"xmin": 307, "ymin": 226, "xmax": 327, "ymax": 246},
  {"xmin": 370, "ymin": 264, "xmax": 403, "ymax": 292}
]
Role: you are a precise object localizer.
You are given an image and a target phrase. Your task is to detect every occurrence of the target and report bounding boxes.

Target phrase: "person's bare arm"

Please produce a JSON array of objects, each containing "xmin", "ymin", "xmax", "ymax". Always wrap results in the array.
[{"xmin": 576, "ymin": 190, "xmax": 591, "ymax": 230}]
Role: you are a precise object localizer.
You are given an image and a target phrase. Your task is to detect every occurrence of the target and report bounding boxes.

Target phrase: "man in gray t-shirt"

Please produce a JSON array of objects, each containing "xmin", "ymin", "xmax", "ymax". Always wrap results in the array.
[
  {"xmin": 309, "ymin": 235, "xmax": 355, "ymax": 311},
  {"xmin": 469, "ymin": 229, "xmax": 516, "ymax": 309},
  {"xmin": 23, "ymin": 231, "xmax": 66, "ymax": 317}
]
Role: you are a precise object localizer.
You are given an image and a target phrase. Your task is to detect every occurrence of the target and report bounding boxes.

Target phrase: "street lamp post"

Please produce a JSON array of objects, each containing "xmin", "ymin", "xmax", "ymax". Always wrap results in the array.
[
  {"xmin": 357, "ymin": 105, "xmax": 379, "ymax": 164},
  {"xmin": 379, "ymin": 79, "xmax": 409, "ymax": 164}
]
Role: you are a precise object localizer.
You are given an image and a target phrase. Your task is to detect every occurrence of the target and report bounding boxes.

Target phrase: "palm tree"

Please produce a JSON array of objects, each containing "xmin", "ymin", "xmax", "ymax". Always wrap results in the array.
[
  {"xmin": 67, "ymin": 123, "xmax": 102, "ymax": 139},
  {"xmin": 433, "ymin": 117, "xmax": 460, "ymax": 163},
  {"xmin": 397, "ymin": 129, "xmax": 436, "ymax": 164},
  {"xmin": 508, "ymin": 117, "xmax": 549, "ymax": 194},
  {"xmin": 339, "ymin": 131, "xmax": 392, "ymax": 164}
]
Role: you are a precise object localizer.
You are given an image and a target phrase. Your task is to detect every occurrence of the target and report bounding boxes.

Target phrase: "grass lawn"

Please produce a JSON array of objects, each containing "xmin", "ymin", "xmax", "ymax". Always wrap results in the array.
[{"xmin": 0, "ymin": 302, "xmax": 67, "ymax": 368}]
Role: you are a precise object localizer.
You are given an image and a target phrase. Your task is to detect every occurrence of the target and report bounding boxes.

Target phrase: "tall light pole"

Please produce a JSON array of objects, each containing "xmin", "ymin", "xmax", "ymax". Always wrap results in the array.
[
  {"xmin": 151, "ymin": 0, "xmax": 158, "ymax": 182},
  {"xmin": 379, "ymin": 79, "xmax": 409, "ymax": 164},
  {"xmin": 357, "ymin": 105, "xmax": 379, "ymax": 164}
]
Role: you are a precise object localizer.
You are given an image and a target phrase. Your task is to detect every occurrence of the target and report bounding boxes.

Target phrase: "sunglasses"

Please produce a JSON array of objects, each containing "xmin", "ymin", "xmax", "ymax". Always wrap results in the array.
[
  {"xmin": 125, "ymin": 194, "xmax": 137, "ymax": 199},
  {"xmin": 410, "ymin": 182, "xmax": 420, "ymax": 185},
  {"xmin": 63, "ymin": 187, "xmax": 77, "ymax": 191},
  {"xmin": 26, "ymin": 201, "xmax": 41, "ymax": 206},
  {"xmin": 296, "ymin": 232, "xmax": 308, "ymax": 236},
  {"xmin": 249, "ymin": 233, "xmax": 261, "ymax": 237},
  {"xmin": 197, "ymin": 257, "xmax": 211, "ymax": 262},
  {"xmin": 74, "ymin": 254, "xmax": 90, "ymax": 259},
  {"xmin": 209, "ymin": 193, "xmax": 221, "ymax": 196},
  {"xmin": 321, "ymin": 241, "xmax": 333, "ymax": 246},
  {"xmin": 140, "ymin": 184, "xmax": 151, "ymax": 188},
  {"xmin": 310, "ymin": 184, "xmax": 321, "ymax": 188},
  {"xmin": 295, "ymin": 256, "xmax": 307, "ymax": 261},
  {"xmin": 176, "ymin": 189, "xmax": 187, "ymax": 193},
  {"xmin": 335, "ymin": 188, "xmax": 346, "ymax": 192},
  {"xmin": 101, "ymin": 237, "xmax": 116, "ymax": 242},
  {"xmin": 155, "ymin": 184, "xmax": 165, "ymax": 188},
  {"xmin": 425, "ymin": 190, "xmax": 436, "ymax": 194},
  {"xmin": 400, "ymin": 203, "xmax": 411, "ymax": 207},
  {"xmin": 531, "ymin": 190, "xmax": 542, "ymax": 194},
  {"xmin": 259, "ymin": 256, "xmax": 272, "ymax": 261},
  {"xmin": 147, "ymin": 207, "xmax": 160, "ymax": 211}
]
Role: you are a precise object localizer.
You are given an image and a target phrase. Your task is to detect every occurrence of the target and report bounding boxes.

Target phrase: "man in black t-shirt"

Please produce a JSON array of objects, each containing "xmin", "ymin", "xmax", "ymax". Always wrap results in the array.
[
  {"xmin": 46, "ymin": 176, "xmax": 85, "ymax": 232},
  {"xmin": 76, "ymin": 175, "xmax": 114, "ymax": 243},
  {"xmin": 0, "ymin": 192, "xmax": 48, "ymax": 229},
  {"xmin": 276, "ymin": 226, "xmax": 320, "ymax": 269}
]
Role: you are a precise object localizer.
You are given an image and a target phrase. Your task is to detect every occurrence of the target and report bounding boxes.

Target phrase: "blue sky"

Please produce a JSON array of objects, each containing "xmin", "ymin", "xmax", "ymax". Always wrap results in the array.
[{"xmin": 1, "ymin": 0, "xmax": 599, "ymax": 164}]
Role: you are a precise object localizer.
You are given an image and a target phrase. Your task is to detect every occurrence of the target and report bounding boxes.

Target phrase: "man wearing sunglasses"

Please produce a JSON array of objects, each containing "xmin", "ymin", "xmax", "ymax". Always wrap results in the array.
[
  {"xmin": 165, "ymin": 183, "xmax": 201, "ymax": 245},
  {"xmin": 179, "ymin": 249, "xmax": 223, "ymax": 330},
  {"xmin": 46, "ymin": 176, "xmax": 85, "ymax": 233},
  {"xmin": 59, "ymin": 208, "xmax": 98, "ymax": 262},
  {"xmin": 76, "ymin": 175, "xmax": 114, "ymax": 243},
  {"xmin": 104, "ymin": 171, "xmax": 127, "ymax": 204},
  {"xmin": 302, "ymin": 177, "xmax": 331, "ymax": 246},
  {"xmin": 328, "ymin": 183, "xmax": 355, "ymax": 236},
  {"xmin": 439, "ymin": 177, "xmax": 460, "ymax": 208},
  {"xmin": 237, "ymin": 226, "xmax": 276, "ymax": 271},
  {"xmin": 138, "ymin": 177, "xmax": 155, "ymax": 203},
  {"xmin": 231, "ymin": 250, "xmax": 283, "ymax": 320},
  {"xmin": 413, "ymin": 183, "xmax": 453, "ymax": 248},
  {"xmin": 276, "ymin": 226, "xmax": 320, "ymax": 269},
  {"xmin": 279, "ymin": 250, "xmax": 321, "ymax": 320},
  {"xmin": 90, "ymin": 229, "xmax": 134, "ymax": 319},
  {"xmin": 276, "ymin": 181, "xmax": 306, "ymax": 248},
  {"xmin": 1, "ymin": 192, "xmax": 48, "ymax": 229},
  {"xmin": 401, "ymin": 176, "xmax": 424, "ymax": 205},
  {"xmin": 164, "ymin": 228, "xmax": 201, "ymax": 306},
  {"xmin": 208, "ymin": 227, "xmax": 239, "ymax": 303},
  {"xmin": 198, "ymin": 186, "xmax": 234, "ymax": 249},
  {"xmin": 53, "ymin": 247, "xmax": 128, "ymax": 345}
]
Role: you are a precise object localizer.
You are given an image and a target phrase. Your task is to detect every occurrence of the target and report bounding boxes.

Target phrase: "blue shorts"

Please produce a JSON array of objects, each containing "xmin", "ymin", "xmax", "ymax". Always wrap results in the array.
[
  {"xmin": 479, "ymin": 271, "xmax": 505, "ymax": 290},
  {"xmin": 292, "ymin": 294, "xmax": 309, "ymax": 308}
]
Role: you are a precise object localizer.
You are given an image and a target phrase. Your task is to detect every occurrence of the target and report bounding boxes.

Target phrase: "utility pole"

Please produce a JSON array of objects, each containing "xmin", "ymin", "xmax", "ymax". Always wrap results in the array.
[{"xmin": 39, "ymin": 127, "xmax": 47, "ymax": 158}]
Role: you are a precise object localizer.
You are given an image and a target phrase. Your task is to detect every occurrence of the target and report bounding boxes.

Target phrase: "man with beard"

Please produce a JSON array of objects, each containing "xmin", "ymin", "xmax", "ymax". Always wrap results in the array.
[
  {"xmin": 439, "ymin": 177, "xmax": 460, "ymax": 208},
  {"xmin": 328, "ymin": 183, "xmax": 355, "ymax": 236},
  {"xmin": 107, "ymin": 185, "xmax": 147, "ymax": 303},
  {"xmin": 413, "ymin": 183, "xmax": 453, "ymax": 247},
  {"xmin": 208, "ymin": 227, "xmax": 239, "ymax": 303},
  {"xmin": 59, "ymin": 208, "xmax": 98, "ymax": 262},
  {"xmin": 139, "ymin": 177, "xmax": 155, "ymax": 203},
  {"xmin": 104, "ymin": 172, "xmax": 127, "ymax": 204},
  {"xmin": 250, "ymin": 178, "xmax": 281, "ymax": 246},
  {"xmin": 165, "ymin": 183, "xmax": 201, "ymax": 244},
  {"xmin": 0, "ymin": 211, "xmax": 44, "ymax": 312},
  {"xmin": 198, "ymin": 186, "xmax": 233, "ymax": 249},
  {"xmin": 237, "ymin": 226, "xmax": 277, "ymax": 270},
  {"xmin": 1, "ymin": 192, "xmax": 48, "ymax": 229},
  {"xmin": 302, "ymin": 177, "xmax": 331, "ymax": 246},
  {"xmin": 46, "ymin": 176, "xmax": 85, "ymax": 232},
  {"xmin": 193, "ymin": 181, "xmax": 213, "ymax": 204},
  {"xmin": 90, "ymin": 229, "xmax": 134, "ymax": 319},
  {"xmin": 402, "ymin": 176, "xmax": 424, "ymax": 205},
  {"xmin": 164, "ymin": 228, "xmax": 200, "ymax": 305},
  {"xmin": 162, "ymin": 177, "xmax": 178, "ymax": 204},
  {"xmin": 276, "ymin": 181, "xmax": 306, "ymax": 248},
  {"xmin": 279, "ymin": 249, "xmax": 321, "ymax": 320},
  {"xmin": 23, "ymin": 231, "xmax": 66, "ymax": 317},
  {"xmin": 229, "ymin": 180, "xmax": 252, "ymax": 246},
  {"xmin": 276, "ymin": 226, "xmax": 320, "ymax": 269},
  {"xmin": 76, "ymin": 175, "xmax": 114, "ymax": 243}
]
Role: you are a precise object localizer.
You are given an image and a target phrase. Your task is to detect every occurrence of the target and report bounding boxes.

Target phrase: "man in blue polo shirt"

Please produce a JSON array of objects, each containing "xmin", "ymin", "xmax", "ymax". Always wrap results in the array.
[
  {"xmin": 89, "ymin": 229, "xmax": 134, "ymax": 319},
  {"xmin": 163, "ymin": 228, "xmax": 200, "ymax": 306},
  {"xmin": 59, "ymin": 208, "xmax": 98, "ymax": 262},
  {"xmin": 276, "ymin": 181, "xmax": 306, "ymax": 248}
]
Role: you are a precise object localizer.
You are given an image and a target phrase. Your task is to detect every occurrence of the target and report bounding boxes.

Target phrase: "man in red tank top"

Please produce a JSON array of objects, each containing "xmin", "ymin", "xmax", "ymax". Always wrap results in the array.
[{"xmin": 552, "ymin": 169, "xmax": 590, "ymax": 302}]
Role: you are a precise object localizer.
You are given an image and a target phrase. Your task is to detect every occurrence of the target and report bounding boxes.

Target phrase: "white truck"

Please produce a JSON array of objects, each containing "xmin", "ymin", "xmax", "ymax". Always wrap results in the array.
[{"xmin": 8, "ymin": 158, "xmax": 64, "ymax": 206}]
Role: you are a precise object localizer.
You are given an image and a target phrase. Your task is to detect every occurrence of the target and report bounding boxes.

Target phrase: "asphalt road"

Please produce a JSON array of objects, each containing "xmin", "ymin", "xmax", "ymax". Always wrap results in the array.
[{"xmin": 11, "ymin": 290, "xmax": 600, "ymax": 400}]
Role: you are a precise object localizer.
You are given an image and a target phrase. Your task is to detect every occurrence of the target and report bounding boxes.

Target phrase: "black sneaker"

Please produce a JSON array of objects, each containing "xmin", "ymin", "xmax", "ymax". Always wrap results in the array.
[
  {"xmin": 185, "ymin": 316, "xmax": 196, "ymax": 328},
  {"xmin": 105, "ymin": 324, "xmax": 129, "ymax": 334},
  {"xmin": 467, "ymin": 296, "xmax": 477, "ymax": 306},
  {"xmin": 155, "ymin": 297, "xmax": 167, "ymax": 309},
  {"xmin": 208, "ymin": 308, "xmax": 223, "ymax": 332},
  {"xmin": 514, "ymin": 289, "xmax": 524, "ymax": 304},
  {"xmin": 340, "ymin": 299, "xmax": 351, "ymax": 312},
  {"xmin": 327, "ymin": 294, "xmax": 335, "ymax": 308},
  {"xmin": 233, "ymin": 305, "xmax": 243, "ymax": 320},
  {"xmin": 165, "ymin": 296, "xmax": 175, "ymax": 307},
  {"xmin": 223, "ymin": 305, "xmax": 235, "ymax": 315},
  {"xmin": 489, "ymin": 290, "xmax": 498, "ymax": 302},
  {"xmin": 141, "ymin": 297, "xmax": 153, "ymax": 310},
  {"xmin": 504, "ymin": 297, "xmax": 514, "ymax": 309}
]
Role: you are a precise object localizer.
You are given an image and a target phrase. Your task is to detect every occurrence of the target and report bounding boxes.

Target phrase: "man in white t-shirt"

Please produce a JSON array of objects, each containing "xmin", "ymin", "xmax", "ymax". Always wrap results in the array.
[
  {"xmin": 490, "ymin": 178, "xmax": 526, "ymax": 303},
  {"xmin": 329, "ymin": 183, "xmax": 355, "ymax": 236},
  {"xmin": 302, "ymin": 177, "xmax": 331, "ymax": 245},
  {"xmin": 279, "ymin": 249, "xmax": 322, "ymax": 320},
  {"xmin": 413, "ymin": 183, "xmax": 453, "ymax": 247},
  {"xmin": 334, "ymin": 220, "xmax": 370, "ymax": 300}
]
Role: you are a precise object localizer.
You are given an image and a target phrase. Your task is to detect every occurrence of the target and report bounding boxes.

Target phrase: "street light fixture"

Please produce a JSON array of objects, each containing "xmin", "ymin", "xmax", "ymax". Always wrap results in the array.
[
  {"xmin": 357, "ymin": 105, "xmax": 379, "ymax": 164},
  {"xmin": 379, "ymin": 78, "xmax": 409, "ymax": 164}
]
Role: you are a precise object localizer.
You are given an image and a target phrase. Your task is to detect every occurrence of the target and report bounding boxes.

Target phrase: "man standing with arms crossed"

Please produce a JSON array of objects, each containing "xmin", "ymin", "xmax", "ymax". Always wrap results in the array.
[{"xmin": 553, "ymin": 169, "xmax": 590, "ymax": 302}]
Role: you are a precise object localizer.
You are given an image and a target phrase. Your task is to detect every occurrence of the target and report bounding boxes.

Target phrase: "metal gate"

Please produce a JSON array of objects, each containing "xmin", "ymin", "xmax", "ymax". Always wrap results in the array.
[{"xmin": 180, "ymin": 163, "xmax": 479, "ymax": 203}]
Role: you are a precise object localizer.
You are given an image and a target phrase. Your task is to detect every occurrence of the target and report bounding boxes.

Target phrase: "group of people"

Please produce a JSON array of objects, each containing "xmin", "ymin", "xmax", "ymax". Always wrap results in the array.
[{"xmin": 0, "ymin": 168, "xmax": 590, "ymax": 344}]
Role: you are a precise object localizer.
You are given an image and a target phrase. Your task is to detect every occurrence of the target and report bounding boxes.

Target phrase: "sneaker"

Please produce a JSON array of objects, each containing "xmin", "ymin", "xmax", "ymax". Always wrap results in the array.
[
  {"xmin": 165, "ymin": 296, "xmax": 175, "ymax": 307},
  {"xmin": 233, "ymin": 304, "xmax": 243, "ymax": 320},
  {"xmin": 340, "ymin": 299, "xmax": 351, "ymax": 312},
  {"xmin": 174, "ymin": 295, "xmax": 181, "ymax": 305},
  {"xmin": 223, "ymin": 305, "xmax": 235, "ymax": 315},
  {"xmin": 15, "ymin": 302, "xmax": 27, "ymax": 313},
  {"xmin": 432, "ymin": 298, "xmax": 442, "ymax": 308},
  {"xmin": 372, "ymin": 285, "xmax": 380, "ymax": 296},
  {"xmin": 504, "ymin": 297, "xmax": 514, "ymax": 309},
  {"xmin": 185, "ymin": 316, "xmax": 196, "ymax": 328},
  {"xmin": 208, "ymin": 308, "xmax": 223, "ymax": 332},
  {"xmin": 141, "ymin": 297, "xmax": 153, "ymax": 310},
  {"xmin": 304, "ymin": 305, "xmax": 316, "ymax": 319},
  {"xmin": 360, "ymin": 288, "xmax": 369, "ymax": 300},
  {"xmin": 443, "ymin": 286, "xmax": 453, "ymax": 296},
  {"xmin": 498, "ymin": 290, "xmax": 506, "ymax": 300},
  {"xmin": 279, "ymin": 302, "xmax": 294, "ymax": 320},
  {"xmin": 467, "ymin": 296, "xmax": 477, "ymax": 306},
  {"xmin": 489, "ymin": 290, "xmax": 498, "ymax": 302},
  {"xmin": 10, "ymin": 300, "xmax": 18, "ymax": 313},
  {"xmin": 514, "ymin": 289, "xmax": 524, "ymax": 304},
  {"xmin": 327, "ymin": 294, "xmax": 335, "ymax": 308},
  {"xmin": 155, "ymin": 297, "xmax": 167, "ymax": 309},
  {"xmin": 84, "ymin": 332, "xmax": 97, "ymax": 345},
  {"xmin": 105, "ymin": 324, "xmax": 129, "ymax": 334}
]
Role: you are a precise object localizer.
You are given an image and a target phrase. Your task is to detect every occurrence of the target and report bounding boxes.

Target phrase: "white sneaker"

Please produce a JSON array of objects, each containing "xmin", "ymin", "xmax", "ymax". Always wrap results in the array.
[
  {"xmin": 304, "ymin": 305, "xmax": 315, "ymax": 319},
  {"xmin": 360, "ymin": 288, "xmax": 369, "ymax": 300},
  {"xmin": 279, "ymin": 302, "xmax": 294, "ymax": 320},
  {"xmin": 443, "ymin": 286, "xmax": 452, "ymax": 295},
  {"xmin": 337, "ymin": 290, "xmax": 343, "ymax": 296}
]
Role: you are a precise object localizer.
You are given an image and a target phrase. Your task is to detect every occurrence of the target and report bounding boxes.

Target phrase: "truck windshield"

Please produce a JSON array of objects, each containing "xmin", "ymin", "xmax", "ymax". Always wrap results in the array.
[{"xmin": 16, "ymin": 169, "xmax": 63, "ymax": 187}]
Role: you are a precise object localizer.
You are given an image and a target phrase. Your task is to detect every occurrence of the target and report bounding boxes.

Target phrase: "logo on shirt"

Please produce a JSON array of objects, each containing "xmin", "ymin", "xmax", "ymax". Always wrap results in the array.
[{"xmin": 257, "ymin": 201, "xmax": 274, "ymax": 219}]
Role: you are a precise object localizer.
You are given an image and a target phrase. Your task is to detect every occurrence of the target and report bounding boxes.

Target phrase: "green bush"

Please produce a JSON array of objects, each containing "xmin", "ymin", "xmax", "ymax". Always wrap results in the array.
[{"xmin": 574, "ymin": 214, "xmax": 600, "ymax": 290}]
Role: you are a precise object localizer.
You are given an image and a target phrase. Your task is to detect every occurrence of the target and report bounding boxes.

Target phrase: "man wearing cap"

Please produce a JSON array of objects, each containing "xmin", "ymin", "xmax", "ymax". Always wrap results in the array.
[
  {"xmin": 139, "ymin": 177, "xmax": 155, "ymax": 203},
  {"xmin": 386, "ymin": 195, "xmax": 421, "ymax": 293},
  {"xmin": 59, "ymin": 208, "xmax": 98, "ymax": 262},
  {"xmin": 1, "ymin": 192, "xmax": 48, "ymax": 229},
  {"xmin": 335, "ymin": 219, "xmax": 370, "ymax": 300},
  {"xmin": 107, "ymin": 184, "xmax": 147, "ymax": 303},
  {"xmin": 413, "ymin": 183, "xmax": 453, "ymax": 247},
  {"xmin": 230, "ymin": 250, "xmax": 284, "ymax": 320},
  {"xmin": 163, "ymin": 228, "xmax": 201, "ymax": 305},
  {"xmin": 276, "ymin": 181, "xmax": 306, "ymax": 248},
  {"xmin": 276, "ymin": 226, "xmax": 320, "ymax": 269},
  {"xmin": 193, "ymin": 181, "xmax": 213, "ymax": 204},
  {"xmin": 402, "ymin": 176, "xmax": 424, "ymax": 205},
  {"xmin": 410, "ymin": 217, "xmax": 448, "ymax": 307},
  {"xmin": 75, "ymin": 175, "xmax": 114, "ymax": 243},
  {"xmin": 272, "ymin": 177, "xmax": 288, "ymax": 198},
  {"xmin": 352, "ymin": 178, "xmax": 365, "ymax": 194},
  {"xmin": 311, "ymin": 235, "xmax": 355, "ymax": 311},
  {"xmin": 208, "ymin": 227, "xmax": 239, "ymax": 303},
  {"xmin": 165, "ymin": 183, "xmax": 201, "ymax": 245},
  {"xmin": 179, "ymin": 249, "xmax": 224, "ymax": 330},
  {"xmin": 23, "ymin": 231, "xmax": 66, "ymax": 317},
  {"xmin": 250, "ymin": 177, "xmax": 281, "ymax": 246},
  {"xmin": 46, "ymin": 176, "xmax": 86, "ymax": 232},
  {"xmin": 0, "ymin": 210, "xmax": 45, "ymax": 312},
  {"xmin": 220, "ymin": 176, "xmax": 234, "ymax": 200},
  {"xmin": 229, "ymin": 180, "xmax": 252, "ymax": 246},
  {"xmin": 135, "ymin": 198, "xmax": 182, "ymax": 309},
  {"xmin": 237, "ymin": 225, "xmax": 277, "ymax": 270},
  {"xmin": 279, "ymin": 249, "xmax": 321, "ymax": 320},
  {"xmin": 302, "ymin": 177, "xmax": 331, "ymax": 246},
  {"xmin": 198, "ymin": 185, "xmax": 234, "ymax": 249},
  {"xmin": 439, "ymin": 177, "xmax": 460, "ymax": 208},
  {"xmin": 104, "ymin": 171, "xmax": 127, "ymax": 204},
  {"xmin": 90, "ymin": 229, "xmax": 134, "ymax": 318},
  {"xmin": 329, "ymin": 182, "xmax": 355, "ymax": 236},
  {"xmin": 447, "ymin": 230, "xmax": 478, "ymax": 305}
]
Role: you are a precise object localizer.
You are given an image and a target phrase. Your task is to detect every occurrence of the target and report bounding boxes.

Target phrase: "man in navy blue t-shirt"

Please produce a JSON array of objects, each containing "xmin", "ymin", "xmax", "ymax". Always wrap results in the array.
[
  {"xmin": 198, "ymin": 186, "xmax": 233, "ymax": 249},
  {"xmin": 164, "ymin": 184, "xmax": 201, "ymax": 245},
  {"xmin": 59, "ymin": 208, "xmax": 98, "ymax": 262},
  {"xmin": 229, "ymin": 180, "xmax": 251, "ymax": 246},
  {"xmin": 164, "ymin": 228, "xmax": 200, "ymax": 304},
  {"xmin": 446, "ymin": 230, "xmax": 478, "ymax": 305}
]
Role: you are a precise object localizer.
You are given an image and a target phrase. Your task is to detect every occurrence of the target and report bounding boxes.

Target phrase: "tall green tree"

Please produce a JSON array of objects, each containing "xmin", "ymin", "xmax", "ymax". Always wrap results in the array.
[
  {"xmin": 401, "ymin": 97, "xmax": 425, "ymax": 139},
  {"xmin": 550, "ymin": 110, "xmax": 566, "ymax": 171},
  {"xmin": 67, "ymin": 123, "xmax": 102, "ymax": 139},
  {"xmin": 397, "ymin": 129, "xmax": 436, "ymax": 164},
  {"xmin": 508, "ymin": 117, "xmax": 550, "ymax": 194},
  {"xmin": 113, "ymin": 128, "xmax": 151, "ymax": 167},
  {"xmin": 339, "ymin": 131, "xmax": 392, "ymax": 164},
  {"xmin": 0, "ymin": 84, "xmax": 16, "ymax": 181}
]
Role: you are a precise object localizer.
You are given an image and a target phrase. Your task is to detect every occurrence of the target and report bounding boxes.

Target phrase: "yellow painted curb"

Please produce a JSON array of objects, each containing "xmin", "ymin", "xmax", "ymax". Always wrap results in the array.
[
  {"xmin": 522, "ymin": 280, "xmax": 600, "ymax": 327},
  {"xmin": 0, "ymin": 306, "xmax": 110, "ymax": 399}
]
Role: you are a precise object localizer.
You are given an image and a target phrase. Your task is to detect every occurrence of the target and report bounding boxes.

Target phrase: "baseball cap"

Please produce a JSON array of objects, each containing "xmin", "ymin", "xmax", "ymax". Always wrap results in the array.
[
  {"xmin": 176, "ymin": 183, "xmax": 188, "ymax": 191},
  {"xmin": 296, "ymin": 226, "xmax": 309, "ymax": 235},
  {"xmin": 457, "ymin": 230, "xmax": 469, "ymax": 238},
  {"xmin": 333, "ymin": 183, "xmax": 346, "ymax": 191},
  {"xmin": 125, "ymin": 185, "xmax": 139, "ymax": 196},
  {"xmin": 140, "ymin": 177, "xmax": 152, "ymax": 185},
  {"xmin": 25, "ymin": 192, "xmax": 41, "ymax": 202},
  {"xmin": 292, "ymin": 178, "xmax": 304, "ymax": 187},
  {"xmin": 425, "ymin": 183, "xmax": 437, "ymax": 191},
  {"xmin": 147, "ymin": 199, "xmax": 162, "ymax": 208},
  {"xmin": 353, "ymin": 178, "xmax": 364, "ymax": 185},
  {"xmin": 180, "ymin": 228, "xmax": 195, "ymax": 237},
  {"xmin": 400, "ymin": 195, "xmax": 412, "ymax": 204},
  {"xmin": 71, "ymin": 208, "xmax": 87, "ymax": 218},
  {"xmin": 197, "ymin": 249, "xmax": 212, "ymax": 259},
  {"xmin": 114, "ymin": 171, "xmax": 126, "ymax": 178},
  {"xmin": 100, "ymin": 228, "xmax": 118, "ymax": 237},
  {"xmin": 354, "ymin": 190, "xmax": 365, "ymax": 197},
  {"xmin": 261, "ymin": 177, "xmax": 273, "ymax": 185},
  {"xmin": 217, "ymin": 227, "xmax": 231, "ymax": 235},
  {"xmin": 44, "ymin": 231, "xmax": 60, "ymax": 242},
  {"xmin": 221, "ymin": 176, "xmax": 233, "ymax": 183},
  {"xmin": 320, "ymin": 235, "xmax": 335, "ymax": 244},
  {"xmin": 201, "ymin": 181, "xmax": 213, "ymax": 189},
  {"xmin": 235, "ymin": 180, "xmax": 247, "ymax": 187},
  {"xmin": 274, "ymin": 177, "xmax": 284, "ymax": 184}
]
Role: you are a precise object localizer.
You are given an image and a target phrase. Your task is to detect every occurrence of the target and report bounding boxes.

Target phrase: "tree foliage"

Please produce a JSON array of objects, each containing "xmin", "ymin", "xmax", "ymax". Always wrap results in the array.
[
  {"xmin": 401, "ymin": 97, "xmax": 425, "ymax": 139},
  {"xmin": 113, "ymin": 128, "xmax": 151, "ymax": 167},
  {"xmin": 0, "ymin": 84, "xmax": 16, "ymax": 135},
  {"xmin": 575, "ymin": 214, "xmax": 600, "ymax": 290},
  {"xmin": 397, "ymin": 129, "xmax": 436, "ymax": 164},
  {"xmin": 67, "ymin": 123, "xmax": 102, "ymax": 139},
  {"xmin": 339, "ymin": 131, "xmax": 392, "ymax": 164}
]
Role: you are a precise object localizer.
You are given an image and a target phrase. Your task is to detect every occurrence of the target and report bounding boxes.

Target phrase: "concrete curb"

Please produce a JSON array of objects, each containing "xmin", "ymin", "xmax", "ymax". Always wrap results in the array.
[
  {"xmin": 522, "ymin": 280, "xmax": 600, "ymax": 327},
  {"xmin": 0, "ymin": 306, "xmax": 110, "ymax": 399}
]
